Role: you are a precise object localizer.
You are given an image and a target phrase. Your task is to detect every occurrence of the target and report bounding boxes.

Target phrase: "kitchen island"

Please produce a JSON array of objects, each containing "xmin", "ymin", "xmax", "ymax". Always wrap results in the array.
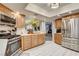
[{"xmin": 21, "ymin": 32, "xmax": 45, "ymax": 51}]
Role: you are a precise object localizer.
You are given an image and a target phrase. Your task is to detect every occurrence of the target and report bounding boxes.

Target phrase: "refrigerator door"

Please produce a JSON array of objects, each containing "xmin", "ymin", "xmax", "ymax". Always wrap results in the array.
[
  {"xmin": 62, "ymin": 19, "xmax": 71, "ymax": 38},
  {"xmin": 66, "ymin": 19, "xmax": 71, "ymax": 38},
  {"xmin": 73, "ymin": 18, "xmax": 79, "ymax": 39},
  {"xmin": 70, "ymin": 18, "xmax": 74, "ymax": 38}
]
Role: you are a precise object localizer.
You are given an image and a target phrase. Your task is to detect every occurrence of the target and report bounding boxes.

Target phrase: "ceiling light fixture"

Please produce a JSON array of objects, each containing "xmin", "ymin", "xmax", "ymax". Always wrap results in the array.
[
  {"xmin": 69, "ymin": 11, "xmax": 72, "ymax": 14},
  {"xmin": 48, "ymin": 3, "xmax": 60, "ymax": 9},
  {"xmin": 57, "ymin": 14, "xmax": 61, "ymax": 17}
]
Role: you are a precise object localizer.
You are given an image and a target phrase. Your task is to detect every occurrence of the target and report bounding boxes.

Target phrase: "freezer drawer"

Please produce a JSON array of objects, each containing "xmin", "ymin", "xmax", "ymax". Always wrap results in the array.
[
  {"xmin": 62, "ymin": 41, "xmax": 79, "ymax": 51},
  {"xmin": 62, "ymin": 37, "xmax": 79, "ymax": 44}
]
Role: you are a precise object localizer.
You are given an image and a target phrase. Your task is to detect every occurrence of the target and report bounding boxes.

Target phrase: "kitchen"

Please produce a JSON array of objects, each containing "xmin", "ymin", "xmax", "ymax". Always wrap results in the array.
[{"xmin": 1, "ymin": 3, "xmax": 79, "ymax": 56}]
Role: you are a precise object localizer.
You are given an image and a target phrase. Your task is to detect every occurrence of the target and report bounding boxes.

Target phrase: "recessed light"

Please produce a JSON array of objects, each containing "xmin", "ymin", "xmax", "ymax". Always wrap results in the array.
[
  {"xmin": 69, "ymin": 11, "xmax": 72, "ymax": 14},
  {"xmin": 57, "ymin": 14, "xmax": 61, "ymax": 17},
  {"xmin": 16, "ymin": 12, "xmax": 20, "ymax": 15},
  {"xmin": 11, "ymin": 12, "xmax": 15, "ymax": 15}
]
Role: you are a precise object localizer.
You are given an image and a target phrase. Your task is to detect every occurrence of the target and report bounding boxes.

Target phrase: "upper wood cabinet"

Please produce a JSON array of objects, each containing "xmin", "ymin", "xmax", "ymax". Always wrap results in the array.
[
  {"xmin": 0, "ymin": 4, "xmax": 13, "ymax": 16},
  {"xmin": 55, "ymin": 19, "xmax": 62, "ymax": 29},
  {"xmin": 16, "ymin": 15, "xmax": 25, "ymax": 28},
  {"xmin": 0, "ymin": 4, "xmax": 25, "ymax": 28}
]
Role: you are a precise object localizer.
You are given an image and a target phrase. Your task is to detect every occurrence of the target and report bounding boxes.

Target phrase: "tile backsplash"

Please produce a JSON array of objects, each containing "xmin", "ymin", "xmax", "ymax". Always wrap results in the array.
[
  {"xmin": 16, "ymin": 28, "xmax": 27, "ymax": 35},
  {"xmin": 0, "ymin": 25, "xmax": 14, "ymax": 31}
]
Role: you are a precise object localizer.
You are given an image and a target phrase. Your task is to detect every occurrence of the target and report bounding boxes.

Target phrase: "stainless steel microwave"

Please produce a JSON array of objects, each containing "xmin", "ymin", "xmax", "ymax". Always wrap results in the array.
[{"xmin": 0, "ymin": 14, "xmax": 16, "ymax": 24}]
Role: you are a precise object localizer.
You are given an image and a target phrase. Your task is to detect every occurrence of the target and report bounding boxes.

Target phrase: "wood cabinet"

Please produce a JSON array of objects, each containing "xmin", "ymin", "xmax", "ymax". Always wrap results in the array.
[
  {"xmin": 31, "ymin": 35, "xmax": 38, "ymax": 47},
  {"xmin": 21, "ymin": 33, "xmax": 45, "ymax": 51},
  {"xmin": 0, "ymin": 4, "xmax": 13, "ymax": 16},
  {"xmin": 38, "ymin": 34, "xmax": 45, "ymax": 45},
  {"xmin": 54, "ymin": 33, "xmax": 62, "ymax": 45},
  {"xmin": 0, "ymin": 4, "xmax": 25, "ymax": 28},
  {"xmin": 21, "ymin": 35, "xmax": 31, "ymax": 51},
  {"xmin": 16, "ymin": 15, "xmax": 25, "ymax": 28},
  {"xmin": 55, "ymin": 19, "xmax": 62, "ymax": 29}
]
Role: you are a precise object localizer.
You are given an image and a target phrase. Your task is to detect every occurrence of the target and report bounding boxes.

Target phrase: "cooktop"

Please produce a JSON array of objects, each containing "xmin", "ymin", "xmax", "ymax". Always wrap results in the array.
[{"xmin": 0, "ymin": 35, "xmax": 20, "ymax": 39}]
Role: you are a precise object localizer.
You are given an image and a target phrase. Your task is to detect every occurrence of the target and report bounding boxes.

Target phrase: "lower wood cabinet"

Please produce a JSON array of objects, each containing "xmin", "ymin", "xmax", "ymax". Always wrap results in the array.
[
  {"xmin": 31, "ymin": 35, "xmax": 38, "ymax": 47},
  {"xmin": 54, "ymin": 33, "xmax": 62, "ymax": 45},
  {"xmin": 21, "ymin": 34, "xmax": 45, "ymax": 51},
  {"xmin": 38, "ymin": 34, "xmax": 45, "ymax": 45},
  {"xmin": 21, "ymin": 35, "xmax": 31, "ymax": 51}
]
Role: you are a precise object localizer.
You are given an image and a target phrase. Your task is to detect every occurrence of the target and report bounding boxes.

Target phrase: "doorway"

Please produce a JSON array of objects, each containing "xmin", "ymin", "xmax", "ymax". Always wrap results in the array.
[{"xmin": 45, "ymin": 22, "xmax": 52, "ymax": 41}]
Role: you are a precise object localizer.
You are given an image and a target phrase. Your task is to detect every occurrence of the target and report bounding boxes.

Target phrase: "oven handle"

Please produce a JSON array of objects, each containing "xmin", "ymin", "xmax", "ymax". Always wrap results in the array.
[
  {"xmin": 8, "ymin": 39, "xmax": 20, "ymax": 44},
  {"xmin": 9, "ymin": 37, "xmax": 20, "ymax": 41}
]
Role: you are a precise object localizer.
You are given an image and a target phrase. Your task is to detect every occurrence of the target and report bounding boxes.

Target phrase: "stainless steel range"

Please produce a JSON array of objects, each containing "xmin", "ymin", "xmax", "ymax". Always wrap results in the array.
[
  {"xmin": 5, "ymin": 35, "xmax": 21, "ymax": 56},
  {"xmin": 0, "ymin": 14, "xmax": 22, "ymax": 56},
  {"xmin": 0, "ymin": 32, "xmax": 22, "ymax": 56}
]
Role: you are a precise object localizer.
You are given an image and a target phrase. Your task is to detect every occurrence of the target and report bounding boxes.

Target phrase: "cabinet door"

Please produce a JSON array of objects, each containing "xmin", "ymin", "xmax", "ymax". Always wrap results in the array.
[
  {"xmin": 31, "ymin": 35, "xmax": 38, "ymax": 47},
  {"xmin": 16, "ymin": 15, "xmax": 25, "ymax": 28},
  {"xmin": 38, "ymin": 34, "xmax": 45, "ymax": 45},
  {"xmin": 21, "ymin": 36, "xmax": 31, "ymax": 51},
  {"xmin": 55, "ymin": 19, "xmax": 62, "ymax": 29},
  {"xmin": 54, "ymin": 33, "xmax": 62, "ymax": 45}
]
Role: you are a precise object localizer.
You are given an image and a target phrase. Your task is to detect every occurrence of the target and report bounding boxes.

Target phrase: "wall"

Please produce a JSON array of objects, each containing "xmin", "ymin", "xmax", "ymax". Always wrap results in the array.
[
  {"xmin": 0, "ymin": 4, "xmax": 13, "ymax": 16},
  {"xmin": 52, "ymin": 20, "xmax": 56, "ymax": 42},
  {"xmin": 40, "ymin": 21, "xmax": 46, "ymax": 33}
]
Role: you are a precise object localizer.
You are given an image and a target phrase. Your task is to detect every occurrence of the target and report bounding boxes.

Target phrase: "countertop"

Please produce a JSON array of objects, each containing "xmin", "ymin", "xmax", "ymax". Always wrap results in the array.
[
  {"xmin": 55, "ymin": 33, "xmax": 62, "ymax": 34},
  {"xmin": 21, "ymin": 32, "xmax": 46, "ymax": 36}
]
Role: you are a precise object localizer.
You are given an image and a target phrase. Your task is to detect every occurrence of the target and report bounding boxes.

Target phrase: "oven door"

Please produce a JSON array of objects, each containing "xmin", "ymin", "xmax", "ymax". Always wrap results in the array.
[{"xmin": 5, "ymin": 38, "xmax": 21, "ymax": 56}]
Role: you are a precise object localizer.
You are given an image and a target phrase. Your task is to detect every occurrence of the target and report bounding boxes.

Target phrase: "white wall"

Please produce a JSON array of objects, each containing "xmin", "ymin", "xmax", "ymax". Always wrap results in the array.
[
  {"xmin": 52, "ymin": 20, "xmax": 56, "ymax": 42},
  {"xmin": 40, "ymin": 21, "xmax": 46, "ymax": 33}
]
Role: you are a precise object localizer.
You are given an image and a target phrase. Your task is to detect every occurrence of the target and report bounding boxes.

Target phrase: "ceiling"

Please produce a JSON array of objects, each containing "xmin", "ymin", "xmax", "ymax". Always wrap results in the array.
[
  {"xmin": 2, "ymin": 3, "xmax": 79, "ymax": 21},
  {"xmin": 3, "ymin": 3, "xmax": 70, "ymax": 16},
  {"xmin": 2, "ymin": 3, "xmax": 28, "ymax": 15},
  {"xmin": 25, "ymin": 3, "xmax": 70, "ymax": 17},
  {"xmin": 33, "ymin": 3, "xmax": 69, "ymax": 12}
]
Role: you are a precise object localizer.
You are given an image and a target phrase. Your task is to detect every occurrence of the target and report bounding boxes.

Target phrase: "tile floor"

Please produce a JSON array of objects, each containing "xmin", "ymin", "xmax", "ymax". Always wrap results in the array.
[
  {"xmin": 20, "ymin": 41, "xmax": 79, "ymax": 56},
  {"xmin": 45, "ymin": 33, "xmax": 52, "ymax": 41}
]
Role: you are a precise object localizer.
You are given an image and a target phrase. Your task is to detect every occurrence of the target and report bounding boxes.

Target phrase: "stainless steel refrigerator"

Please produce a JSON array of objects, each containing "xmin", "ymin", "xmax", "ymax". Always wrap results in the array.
[{"xmin": 61, "ymin": 17, "xmax": 79, "ymax": 51}]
